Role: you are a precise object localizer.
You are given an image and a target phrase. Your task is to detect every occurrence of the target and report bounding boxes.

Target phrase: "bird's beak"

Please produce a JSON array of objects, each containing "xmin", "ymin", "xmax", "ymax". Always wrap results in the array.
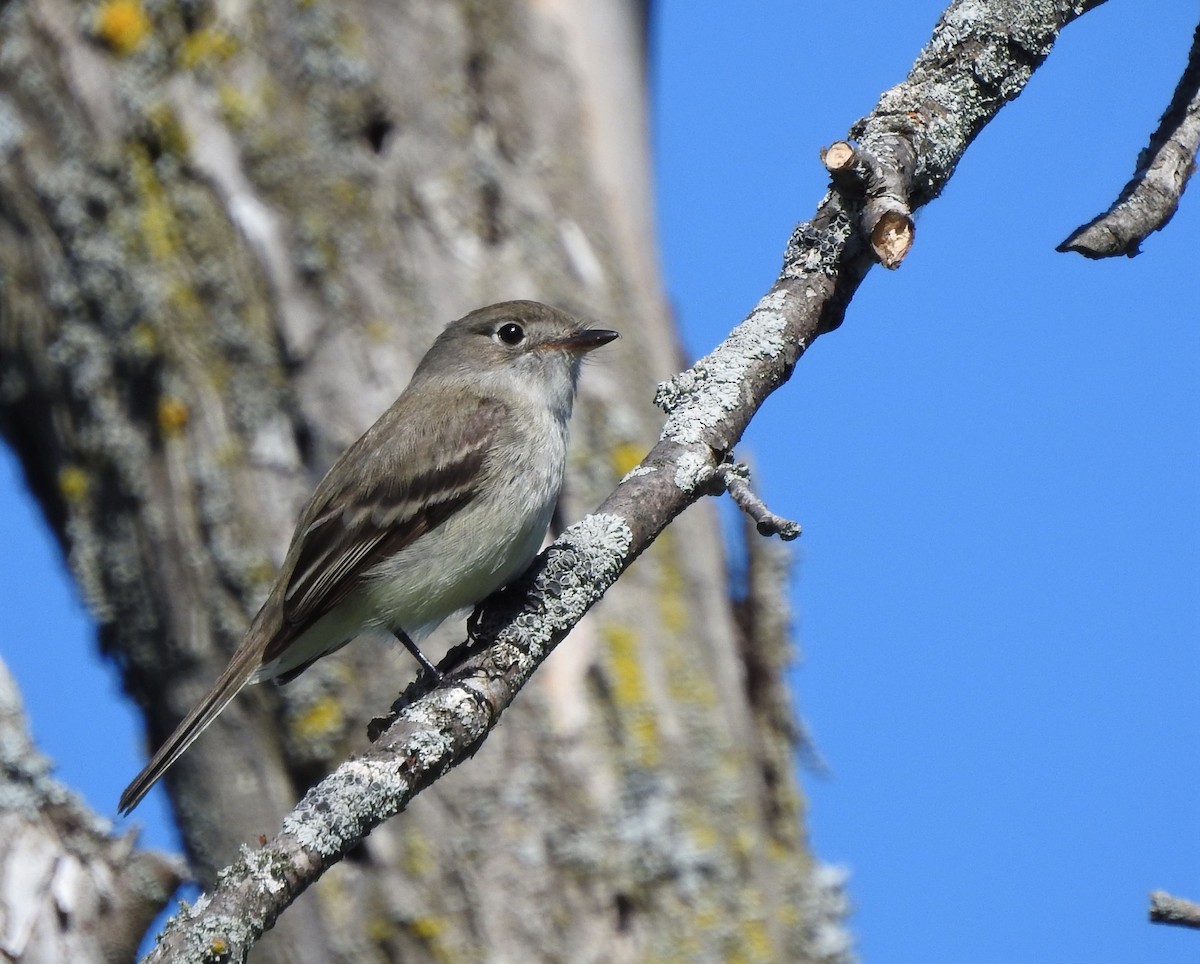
[{"xmin": 551, "ymin": 328, "xmax": 620, "ymax": 355}]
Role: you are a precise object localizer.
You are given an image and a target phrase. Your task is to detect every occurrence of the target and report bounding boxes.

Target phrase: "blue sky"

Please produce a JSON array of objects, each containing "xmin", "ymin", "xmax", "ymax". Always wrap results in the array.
[{"xmin": 2, "ymin": 2, "xmax": 1197, "ymax": 961}]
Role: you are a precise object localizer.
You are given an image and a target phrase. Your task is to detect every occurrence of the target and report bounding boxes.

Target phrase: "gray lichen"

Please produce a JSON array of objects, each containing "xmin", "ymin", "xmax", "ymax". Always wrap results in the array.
[{"xmin": 654, "ymin": 289, "xmax": 791, "ymax": 447}]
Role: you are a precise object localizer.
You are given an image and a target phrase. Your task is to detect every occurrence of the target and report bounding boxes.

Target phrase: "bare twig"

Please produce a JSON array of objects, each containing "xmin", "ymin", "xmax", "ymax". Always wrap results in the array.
[
  {"xmin": 1058, "ymin": 21, "xmax": 1200, "ymax": 258},
  {"xmin": 1149, "ymin": 890, "xmax": 1200, "ymax": 930},
  {"xmin": 138, "ymin": 2, "xmax": 1111, "ymax": 959},
  {"xmin": 715, "ymin": 460, "xmax": 801, "ymax": 540}
]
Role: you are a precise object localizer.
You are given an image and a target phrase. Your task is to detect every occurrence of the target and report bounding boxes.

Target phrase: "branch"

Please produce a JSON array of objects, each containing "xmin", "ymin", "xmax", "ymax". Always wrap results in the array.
[
  {"xmin": 1058, "ymin": 20, "xmax": 1200, "ymax": 258},
  {"xmin": 139, "ymin": 1, "xmax": 1108, "ymax": 959},
  {"xmin": 1149, "ymin": 890, "xmax": 1200, "ymax": 930},
  {"xmin": 714, "ymin": 459, "xmax": 801, "ymax": 540}
]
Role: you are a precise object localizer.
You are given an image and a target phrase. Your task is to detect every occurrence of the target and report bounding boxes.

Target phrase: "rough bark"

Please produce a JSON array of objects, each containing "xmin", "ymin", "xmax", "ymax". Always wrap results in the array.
[
  {"xmin": 0, "ymin": 0, "xmax": 827, "ymax": 961},
  {"xmin": 0, "ymin": 656, "xmax": 184, "ymax": 963}
]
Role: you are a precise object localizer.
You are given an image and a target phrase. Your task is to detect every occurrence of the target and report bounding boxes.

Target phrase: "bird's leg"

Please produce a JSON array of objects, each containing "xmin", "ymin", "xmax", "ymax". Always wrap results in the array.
[{"xmin": 393, "ymin": 629, "xmax": 445, "ymax": 683}]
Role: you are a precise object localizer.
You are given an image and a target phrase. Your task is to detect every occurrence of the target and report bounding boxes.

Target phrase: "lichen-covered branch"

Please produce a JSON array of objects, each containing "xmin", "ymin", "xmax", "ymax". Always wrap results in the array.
[
  {"xmin": 1059, "ymin": 20, "xmax": 1200, "ymax": 258},
  {"xmin": 138, "ymin": 1, "xmax": 1109, "ymax": 958}
]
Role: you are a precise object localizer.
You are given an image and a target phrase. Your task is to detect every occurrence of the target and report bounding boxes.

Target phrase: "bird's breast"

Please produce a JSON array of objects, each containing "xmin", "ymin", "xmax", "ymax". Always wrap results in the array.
[{"xmin": 360, "ymin": 411, "xmax": 568, "ymax": 637}]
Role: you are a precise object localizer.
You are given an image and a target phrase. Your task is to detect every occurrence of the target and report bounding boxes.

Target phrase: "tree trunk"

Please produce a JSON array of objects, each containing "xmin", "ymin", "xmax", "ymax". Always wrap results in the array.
[
  {"xmin": 0, "ymin": 0, "xmax": 832, "ymax": 960},
  {"xmin": 0, "ymin": 656, "xmax": 183, "ymax": 963}
]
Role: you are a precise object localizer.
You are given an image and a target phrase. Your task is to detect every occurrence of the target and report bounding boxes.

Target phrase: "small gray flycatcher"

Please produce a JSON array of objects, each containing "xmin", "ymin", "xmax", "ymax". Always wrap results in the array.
[{"xmin": 118, "ymin": 300, "xmax": 617, "ymax": 814}]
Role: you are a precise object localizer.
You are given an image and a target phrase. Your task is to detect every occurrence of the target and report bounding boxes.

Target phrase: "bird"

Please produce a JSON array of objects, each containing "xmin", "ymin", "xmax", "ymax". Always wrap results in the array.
[{"xmin": 118, "ymin": 300, "xmax": 618, "ymax": 814}]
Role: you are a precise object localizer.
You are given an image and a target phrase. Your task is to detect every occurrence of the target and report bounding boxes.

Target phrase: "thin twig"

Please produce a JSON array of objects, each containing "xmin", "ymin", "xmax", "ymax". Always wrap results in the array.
[{"xmin": 716, "ymin": 461, "xmax": 801, "ymax": 540}]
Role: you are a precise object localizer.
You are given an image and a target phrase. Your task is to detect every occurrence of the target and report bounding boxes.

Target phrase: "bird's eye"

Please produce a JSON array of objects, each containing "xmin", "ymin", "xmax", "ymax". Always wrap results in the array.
[{"xmin": 495, "ymin": 322, "xmax": 525, "ymax": 346}]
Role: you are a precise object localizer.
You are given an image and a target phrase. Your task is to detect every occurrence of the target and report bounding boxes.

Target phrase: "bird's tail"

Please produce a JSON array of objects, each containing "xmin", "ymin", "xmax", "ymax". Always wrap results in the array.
[{"xmin": 117, "ymin": 644, "xmax": 262, "ymax": 815}]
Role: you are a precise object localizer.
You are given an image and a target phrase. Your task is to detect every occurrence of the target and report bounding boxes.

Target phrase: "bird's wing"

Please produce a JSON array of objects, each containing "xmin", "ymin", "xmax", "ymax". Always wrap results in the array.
[{"xmin": 262, "ymin": 395, "xmax": 507, "ymax": 664}]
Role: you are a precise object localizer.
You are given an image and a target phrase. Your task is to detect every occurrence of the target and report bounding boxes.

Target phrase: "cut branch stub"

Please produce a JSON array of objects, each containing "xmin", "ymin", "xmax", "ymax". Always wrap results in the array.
[
  {"xmin": 821, "ymin": 140, "xmax": 862, "ymax": 184},
  {"xmin": 822, "ymin": 138, "xmax": 917, "ymax": 268},
  {"xmin": 871, "ymin": 210, "xmax": 915, "ymax": 269}
]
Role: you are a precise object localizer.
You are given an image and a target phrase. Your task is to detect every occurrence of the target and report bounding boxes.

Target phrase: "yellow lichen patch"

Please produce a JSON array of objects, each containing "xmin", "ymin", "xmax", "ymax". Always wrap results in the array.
[
  {"xmin": 692, "ymin": 904, "xmax": 722, "ymax": 934},
  {"xmin": 128, "ymin": 146, "xmax": 181, "ymax": 261},
  {"xmin": 214, "ymin": 437, "xmax": 244, "ymax": 469},
  {"xmin": 401, "ymin": 831, "xmax": 434, "ymax": 877},
  {"xmin": 686, "ymin": 816, "xmax": 720, "ymax": 853},
  {"xmin": 157, "ymin": 397, "xmax": 189, "ymax": 438},
  {"xmin": 610, "ymin": 441, "xmax": 644, "ymax": 479},
  {"xmin": 665, "ymin": 641, "xmax": 718, "ymax": 709},
  {"xmin": 165, "ymin": 278, "xmax": 204, "ymax": 329},
  {"xmin": 331, "ymin": 178, "xmax": 361, "ymax": 207},
  {"xmin": 658, "ymin": 585, "xmax": 688, "ymax": 638},
  {"xmin": 731, "ymin": 823, "xmax": 757, "ymax": 861},
  {"xmin": 178, "ymin": 27, "xmax": 238, "ymax": 70},
  {"xmin": 602, "ymin": 625, "xmax": 659, "ymax": 766},
  {"xmin": 58, "ymin": 466, "xmax": 90, "ymax": 505},
  {"xmin": 242, "ymin": 559, "xmax": 276, "ymax": 589},
  {"xmin": 145, "ymin": 103, "xmax": 190, "ymax": 158},
  {"xmin": 365, "ymin": 317, "xmax": 391, "ymax": 343},
  {"xmin": 129, "ymin": 322, "xmax": 158, "ymax": 356},
  {"xmin": 767, "ymin": 837, "xmax": 796, "ymax": 865},
  {"xmin": 777, "ymin": 901, "xmax": 802, "ymax": 927},
  {"xmin": 652, "ymin": 532, "xmax": 689, "ymax": 636},
  {"xmin": 366, "ymin": 916, "xmax": 397, "ymax": 943},
  {"xmin": 208, "ymin": 936, "xmax": 228, "ymax": 955},
  {"xmin": 672, "ymin": 930, "xmax": 703, "ymax": 962},
  {"xmin": 217, "ymin": 84, "xmax": 255, "ymax": 128},
  {"xmin": 291, "ymin": 696, "xmax": 344, "ymax": 743},
  {"xmin": 406, "ymin": 916, "xmax": 456, "ymax": 964},
  {"xmin": 334, "ymin": 16, "xmax": 366, "ymax": 57},
  {"xmin": 407, "ymin": 916, "xmax": 443, "ymax": 940},
  {"xmin": 730, "ymin": 912, "xmax": 772, "ymax": 964},
  {"xmin": 93, "ymin": 0, "xmax": 150, "ymax": 56}
]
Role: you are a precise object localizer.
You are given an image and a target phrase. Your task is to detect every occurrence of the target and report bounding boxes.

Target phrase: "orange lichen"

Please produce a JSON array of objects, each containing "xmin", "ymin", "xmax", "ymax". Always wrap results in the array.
[{"xmin": 94, "ymin": 0, "xmax": 151, "ymax": 56}]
